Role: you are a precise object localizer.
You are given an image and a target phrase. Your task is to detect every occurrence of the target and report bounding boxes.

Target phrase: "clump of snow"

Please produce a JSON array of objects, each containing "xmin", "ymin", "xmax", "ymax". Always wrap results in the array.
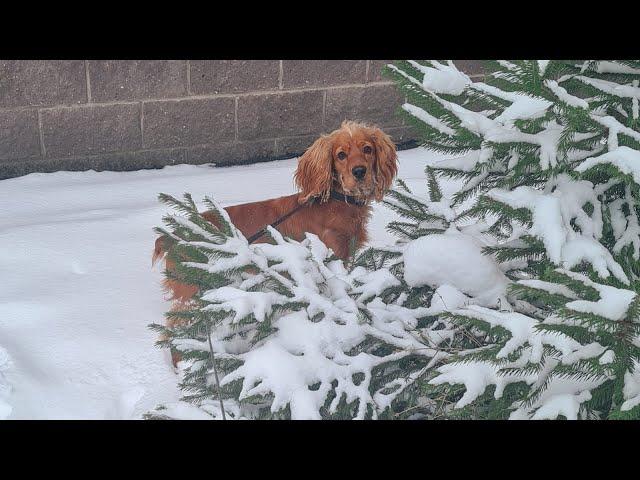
[
  {"xmin": 576, "ymin": 146, "xmax": 640, "ymax": 186},
  {"xmin": 621, "ymin": 362, "xmax": 640, "ymax": 412},
  {"xmin": 560, "ymin": 270, "xmax": 636, "ymax": 321},
  {"xmin": 402, "ymin": 103, "xmax": 455, "ymax": 135},
  {"xmin": 487, "ymin": 175, "xmax": 629, "ymax": 285},
  {"xmin": 428, "ymin": 284, "xmax": 470, "ymax": 313},
  {"xmin": 493, "ymin": 95, "xmax": 552, "ymax": 124},
  {"xmin": 595, "ymin": 61, "xmax": 640, "ymax": 75},
  {"xmin": 429, "ymin": 305, "xmax": 609, "ymax": 418},
  {"xmin": 599, "ymin": 350, "xmax": 615, "ymax": 365},
  {"xmin": 352, "ymin": 268, "xmax": 401, "ymax": 302},
  {"xmin": 537, "ymin": 60, "xmax": 550, "ymax": 76},
  {"xmin": 403, "ymin": 231, "xmax": 509, "ymax": 306},
  {"xmin": 545, "ymin": 79, "xmax": 589, "ymax": 109},
  {"xmin": 575, "ymin": 75, "xmax": 640, "ymax": 101},
  {"xmin": 192, "ymin": 226, "xmax": 439, "ymax": 419},
  {"xmin": 529, "ymin": 390, "xmax": 592, "ymax": 420},
  {"xmin": 430, "ymin": 360, "xmax": 506, "ymax": 409},
  {"xmin": 433, "ymin": 150, "xmax": 483, "ymax": 173},
  {"xmin": 517, "ymin": 279, "xmax": 578, "ymax": 299},
  {"xmin": 483, "ymin": 121, "xmax": 563, "ymax": 170},
  {"xmin": 408, "ymin": 60, "xmax": 472, "ymax": 96},
  {"xmin": 202, "ymin": 287, "xmax": 285, "ymax": 323}
]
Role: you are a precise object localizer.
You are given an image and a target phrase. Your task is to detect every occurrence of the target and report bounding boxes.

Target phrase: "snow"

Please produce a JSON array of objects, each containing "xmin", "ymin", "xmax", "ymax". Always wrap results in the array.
[
  {"xmin": 433, "ymin": 150, "xmax": 482, "ymax": 173},
  {"xmin": 576, "ymin": 146, "xmax": 640, "ymax": 186},
  {"xmin": 590, "ymin": 115, "xmax": 640, "ymax": 149},
  {"xmin": 621, "ymin": 362, "xmax": 640, "ymax": 412},
  {"xmin": 595, "ymin": 61, "xmax": 640, "ymax": 75},
  {"xmin": 537, "ymin": 60, "xmax": 550, "ymax": 76},
  {"xmin": 352, "ymin": 268, "xmax": 401, "ymax": 303},
  {"xmin": 483, "ymin": 121, "xmax": 563, "ymax": 170},
  {"xmin": 545, "ymin": 79, "xmax": 589, "ymax": 109},
  {"xmin": 0, "ymin": 147, "xmax": 442, "ymax": 419},
  {"xmin": 561, "ymin": 270, "xmax": 636, "ymax": 321},
  {"xmin": 487, "ymin": 177, "xmax": 629, "ymax": 285},
  {"xmin": 517, "ymin": 279, "xmax": 578, "ymax": 299},
  {"xmin": 408, "ymin": 60, "xmax": 472, "ymax": 96},
  {"xmin": 403, "ymin": 231, "xmax": 509, "ymax": 306},
  {"xmin": 174, "ymin": 214, "xmax": 439, "ymax": 420},
  {"xmin": 0, "ymin": 347, "xmax": 11, "ymax": 419},
  {"xmin": 529, "ymin": 390, "xmax": 592, "ymax": 420},
  {"xmin": 493, "ymin": 95, "xmax": 551, "ymax": 124},
  {"xmin": 575, "ymin": 75, "xmax": 640, "ymax": 100},
  {"xmin": 402, "ymin": 103, "xmax": 455, "ymax": 135},
  {"xmin": 428, "ymin": 305, "xmax": 608, "ymax": 417},
  {"xmin": 430, "ymin": 360, "xmax": 506, "ymax": 409},
  {"xmin": 201, "ymin": 287, "xmax": 284, "ymax": 323}
]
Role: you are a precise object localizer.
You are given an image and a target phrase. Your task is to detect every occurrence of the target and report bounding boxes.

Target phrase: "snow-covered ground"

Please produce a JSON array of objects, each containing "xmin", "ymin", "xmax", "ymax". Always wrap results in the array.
[{"xmin": 0, "ymin": 147, "xmax": 448, "ymax": 419}]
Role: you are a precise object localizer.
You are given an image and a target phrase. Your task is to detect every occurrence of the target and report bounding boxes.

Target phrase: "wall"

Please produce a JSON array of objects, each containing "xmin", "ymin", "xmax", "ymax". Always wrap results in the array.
[{"xmin": 0, "ymin": 60, "xmax": 485, "ymax": 179}]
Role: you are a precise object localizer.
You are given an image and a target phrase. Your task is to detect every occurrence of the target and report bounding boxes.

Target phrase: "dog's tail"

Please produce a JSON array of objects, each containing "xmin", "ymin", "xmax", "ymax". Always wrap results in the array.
[{"xmin": 152, "ymin": 236, "xmax": 166, "ymax": 268}]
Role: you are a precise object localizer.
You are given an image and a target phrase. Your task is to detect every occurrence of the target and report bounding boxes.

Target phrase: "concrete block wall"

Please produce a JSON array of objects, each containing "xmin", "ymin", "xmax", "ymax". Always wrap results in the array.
[{"xmin": 0, "ymin": 60, "xmax": 486, "ymax": 179}]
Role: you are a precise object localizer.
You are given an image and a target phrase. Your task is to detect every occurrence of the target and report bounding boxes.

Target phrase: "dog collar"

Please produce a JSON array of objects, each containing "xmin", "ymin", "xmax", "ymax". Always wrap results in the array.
[{"xmin": 329, "ymin": 189, "xmax": 367, "ymax": 206}]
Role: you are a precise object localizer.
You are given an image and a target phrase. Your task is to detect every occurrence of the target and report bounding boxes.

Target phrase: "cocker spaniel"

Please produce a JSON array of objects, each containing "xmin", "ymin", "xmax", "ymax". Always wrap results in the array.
[{"xmin": 153, "ymin": 121, "xmax": 398, "ymax": 363}]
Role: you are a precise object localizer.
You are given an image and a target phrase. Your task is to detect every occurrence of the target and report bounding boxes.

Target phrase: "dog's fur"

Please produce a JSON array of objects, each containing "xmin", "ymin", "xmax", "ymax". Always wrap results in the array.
[{"xmin": 153, "ymin": 121, "xmax": 398, "ymax": 364}]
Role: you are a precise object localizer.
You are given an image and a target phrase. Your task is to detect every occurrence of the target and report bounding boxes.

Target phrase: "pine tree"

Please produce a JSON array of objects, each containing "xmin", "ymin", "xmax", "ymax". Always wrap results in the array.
[
  {"xmin": 148, "ymin": 61, "xmax": 640, "ymax": 420},
  {"xmin": 382, "ymin": 60, "xmax": 640, "ymax": 419},
  {"xmin": 148, "ymin": 194, "xmax": 443, "ymax": 420}
]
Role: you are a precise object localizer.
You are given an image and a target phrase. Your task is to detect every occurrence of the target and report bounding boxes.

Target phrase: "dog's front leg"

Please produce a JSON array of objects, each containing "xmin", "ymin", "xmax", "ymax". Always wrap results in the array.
[{"xmin": 320, "ymin": 229, "xmax": 350, "ymax": 261}]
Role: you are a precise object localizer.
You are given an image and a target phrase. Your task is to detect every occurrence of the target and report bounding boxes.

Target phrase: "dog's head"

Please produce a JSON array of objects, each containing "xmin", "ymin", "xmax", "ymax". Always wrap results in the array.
[{"xmin": 294, "ymin": 121, "xmax": 398, "ymax": 204}]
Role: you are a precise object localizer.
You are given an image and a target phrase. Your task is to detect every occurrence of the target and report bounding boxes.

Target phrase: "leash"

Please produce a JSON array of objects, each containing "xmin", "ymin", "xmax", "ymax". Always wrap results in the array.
[{"xmin": 245, "ymin": 190, "xmax": 365, "ymax": 244}]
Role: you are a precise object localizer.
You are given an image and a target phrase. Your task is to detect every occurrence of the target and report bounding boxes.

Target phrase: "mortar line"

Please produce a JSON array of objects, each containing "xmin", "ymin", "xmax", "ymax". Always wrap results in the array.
[
  {"xmin": 186, "ymin": 60, "xmax": 191, "ymax": 95},
  {"xmin": 140, "ymin": 102, "xmax": 145, "ymax": 148},
  {"xmin": 37, "ymin": 109, "xmax": 46, "ymax": 157},
  {"xmin": 322, "ymin": 90, "xmax": 327, "ymax": 129},
  {"xmin": 13, "ymin": 81, "xmax": 396, "ymax": 113},
  {"xmin": 84, "ymin": 61, "xmax": 92, "ymax": 103},
  {"xmin": 234, "ymin": 96, "xmax": 239, "ymax": 141}
]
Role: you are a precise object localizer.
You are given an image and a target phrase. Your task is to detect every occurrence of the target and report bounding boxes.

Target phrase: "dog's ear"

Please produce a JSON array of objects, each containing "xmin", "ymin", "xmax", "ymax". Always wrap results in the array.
[
  {"xmin": 368, "ymin": 126, "xmax": 398, "ymax": 201},
  {"xmin": 294, "ymin": 134, "xmax": 334, "ymax": 203}
]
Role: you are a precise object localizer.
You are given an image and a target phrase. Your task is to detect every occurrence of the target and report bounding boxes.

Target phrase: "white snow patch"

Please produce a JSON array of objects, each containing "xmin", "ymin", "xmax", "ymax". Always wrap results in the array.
[
  {"xmin": 576, "ymin": 146, "xmax": 640, "ymax": 186},
  {"xmin": 403, "ymin": 232, "xmax": 509, "ymax": 305},
  {"xmin": 409, "ymin": 60, "xmax": 472, "ymax": 96},
  {"xmin": 0, "ymin": 147, "xmax": 445, "ymax": 418}
]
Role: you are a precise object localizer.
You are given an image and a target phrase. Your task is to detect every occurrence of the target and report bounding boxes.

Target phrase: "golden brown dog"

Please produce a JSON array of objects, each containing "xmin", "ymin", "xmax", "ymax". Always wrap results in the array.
[{"xmin": 153, "ymin": 121, "xmax": 398, "ymax": 364}]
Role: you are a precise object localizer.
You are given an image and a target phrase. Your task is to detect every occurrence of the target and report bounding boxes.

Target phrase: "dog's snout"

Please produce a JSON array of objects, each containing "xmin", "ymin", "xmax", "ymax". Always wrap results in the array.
[{"xmin": 352, "ymin": 166, "xmax": 367, "ymax": 180}]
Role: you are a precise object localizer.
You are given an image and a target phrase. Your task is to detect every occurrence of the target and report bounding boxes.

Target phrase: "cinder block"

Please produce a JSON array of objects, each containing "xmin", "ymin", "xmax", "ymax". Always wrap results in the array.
[
  {"xmin": 324, "ymin": 84, "xmax": 404, "ymax": 130},
  {"xmin": 143, "ymin": 97, "xmax": 235, "ymax": 149},
  {"xmin": 282, "ymin": 60, "xmax": 366, "ymax": 88},
  {"xmin": 190, "ymin": 60, "xmax": 280, "ymax": 94},
  {"xmin": 88, "ymin": 60, "xmax": 187, "ymax": 102},
  {"xmin": 237, "ymin": 91, "xmax": 323, "ymax": 141},
  {"xmin": 0, "ymin": 61, "xmax": 86, "ymax": 107},
  {"xmin": 41, "ymin": 103, "xmax": 142, "ymax": 157},
  {"xmin": 0, "ymin": 109, "xmax": 41, "ymax": 160}
]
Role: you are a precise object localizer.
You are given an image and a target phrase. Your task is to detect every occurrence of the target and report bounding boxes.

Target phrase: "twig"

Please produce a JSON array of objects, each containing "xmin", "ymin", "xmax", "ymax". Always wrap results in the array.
[{"xmin": 206, "ymin": 326, "xmax": 227, "ymax": 420}]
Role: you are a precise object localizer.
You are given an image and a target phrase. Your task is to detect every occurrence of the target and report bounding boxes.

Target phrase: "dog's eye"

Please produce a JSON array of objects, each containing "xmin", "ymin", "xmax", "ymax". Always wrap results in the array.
[
  {"xmin": 363, "ymin": 145, "xmax": 373, "ymax": 155},
  {"xmin": 337, "ymin": 151, "xmax": 347, "ymax": 160}
]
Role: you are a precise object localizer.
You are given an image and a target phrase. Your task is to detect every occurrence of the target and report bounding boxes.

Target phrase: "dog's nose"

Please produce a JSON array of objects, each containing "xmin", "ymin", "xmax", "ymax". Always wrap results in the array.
[{"xmin": 352, "ymin": 166, "xmax": 367, "ymax": 180}]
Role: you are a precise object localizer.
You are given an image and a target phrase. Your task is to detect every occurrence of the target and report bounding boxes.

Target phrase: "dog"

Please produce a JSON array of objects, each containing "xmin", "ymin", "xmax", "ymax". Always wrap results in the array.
[{"xmin": 153, "ymin": 121, "xmax": 398, "ymax": 364}]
